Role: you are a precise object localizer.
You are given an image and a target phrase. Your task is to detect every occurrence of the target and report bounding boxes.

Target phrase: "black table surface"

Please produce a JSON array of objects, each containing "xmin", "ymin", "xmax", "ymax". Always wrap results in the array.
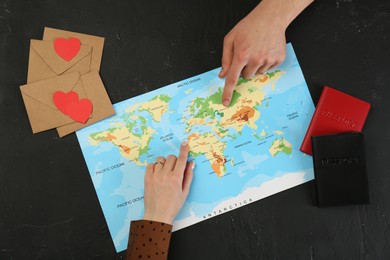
[{"xmin": 1, "ymin": 0, "xmax": 390, "ymax": 259}]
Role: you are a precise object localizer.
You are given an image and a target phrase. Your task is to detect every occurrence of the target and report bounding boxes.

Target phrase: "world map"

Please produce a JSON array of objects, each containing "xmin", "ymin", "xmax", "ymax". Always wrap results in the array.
[{"xmin": 76, "ymin": 43, "xmax": 315, "ymax": 252}]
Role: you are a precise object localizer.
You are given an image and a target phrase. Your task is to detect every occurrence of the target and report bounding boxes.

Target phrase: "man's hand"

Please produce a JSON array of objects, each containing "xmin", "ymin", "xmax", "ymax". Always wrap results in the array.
[
  {"xmin": 219, "ymin": 0, "xmax": 314, "ymax": 107},
  {"xmin": 143, "ymin": 142, "xmax": 194, "ymax": 224}
]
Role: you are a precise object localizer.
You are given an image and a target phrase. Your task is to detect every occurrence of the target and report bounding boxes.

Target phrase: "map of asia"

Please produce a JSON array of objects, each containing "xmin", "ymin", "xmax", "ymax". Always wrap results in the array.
[{"xmin": 76, "ymin": 43, "xmax": 315, "ymax": 252}]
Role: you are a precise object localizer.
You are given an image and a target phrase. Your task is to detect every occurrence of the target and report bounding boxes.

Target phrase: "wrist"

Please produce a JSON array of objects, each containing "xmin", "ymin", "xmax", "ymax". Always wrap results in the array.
[
  {"xmin": 253, "ymin": 0, "xmax": 314, "ymax": 31},
  {"xmin": 143, "ymin": 212, "xmax": 174, "ymax": 225},
  {"xmin": 251, "ymin": 1, "xmax": 289, "ymax": 32}
]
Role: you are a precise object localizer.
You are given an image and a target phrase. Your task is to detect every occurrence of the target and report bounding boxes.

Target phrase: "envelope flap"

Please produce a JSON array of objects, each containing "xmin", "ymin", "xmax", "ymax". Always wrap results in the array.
[
  {"xmin": 31, "ymin": 40, "xmax": 92, "ymax": 75},
  {"xmin": 20, "ymin": 72, "xmax": 81, "ymax": 109},
  {"xmin": 43, "ymin": 27, "xmax": 105, "ymax": 72}
]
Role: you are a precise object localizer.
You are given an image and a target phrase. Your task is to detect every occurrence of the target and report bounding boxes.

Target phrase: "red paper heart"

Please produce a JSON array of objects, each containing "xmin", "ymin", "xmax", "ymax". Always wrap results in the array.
[
  {"xmin": 53, "ymin": 91, "xmax": 79, "ymax": 115},
  {"xmin": 67, "ymin": 98, "xmax": 93, "ymax": 124},
  {"xmin": 54, "ymin": 37, "xmax": 81, "ymax": 62},
  {"xmin": 53, "ymin": 91, "xmax": 93, "ymax": 123}
]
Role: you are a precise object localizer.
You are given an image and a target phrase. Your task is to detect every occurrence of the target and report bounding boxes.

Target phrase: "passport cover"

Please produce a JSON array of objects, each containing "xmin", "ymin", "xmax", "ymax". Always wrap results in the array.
[
  {"xmin": 312, "ymin": 132, "xmax": 370, "ymax": 207},
  {"xmin": 300, "ymin": 86, "xmax": 371, "ymax": 155}
]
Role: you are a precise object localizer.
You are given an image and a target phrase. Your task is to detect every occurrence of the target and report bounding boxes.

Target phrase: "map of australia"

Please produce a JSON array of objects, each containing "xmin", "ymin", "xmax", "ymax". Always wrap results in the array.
[{"xmin": 76, "ymin": 43, "xmax": 315, "ymax": 253}]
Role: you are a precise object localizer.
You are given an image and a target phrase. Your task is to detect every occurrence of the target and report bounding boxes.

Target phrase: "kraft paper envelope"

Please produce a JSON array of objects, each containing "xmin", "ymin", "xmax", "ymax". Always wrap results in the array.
[
  {"xmin": 27, "ymin": 39, "xmax": 93, "ymax": 83},
  {"xmin": 20, "ymin": 72, "xmax": 88, "ymax": 134},
  {"xmin": 56, "ymin": 71, "xmax": 115, "ymax": 137},
  {"xmin": 43, "ymin": 27, "xmax": 105, "ymax": 73}
]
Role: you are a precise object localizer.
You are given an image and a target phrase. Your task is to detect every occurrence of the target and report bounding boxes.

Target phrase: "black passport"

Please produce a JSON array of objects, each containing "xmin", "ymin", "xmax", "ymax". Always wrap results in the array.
[{"xmin": 311, "ymin": 132, "xmax": 370, "ymax": 207}]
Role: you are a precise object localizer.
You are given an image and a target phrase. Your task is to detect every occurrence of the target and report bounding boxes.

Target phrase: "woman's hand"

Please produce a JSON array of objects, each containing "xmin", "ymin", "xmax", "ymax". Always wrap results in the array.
[{"xmin": 143, "ymin": 142, "xmax": 195, "ymax": 224}]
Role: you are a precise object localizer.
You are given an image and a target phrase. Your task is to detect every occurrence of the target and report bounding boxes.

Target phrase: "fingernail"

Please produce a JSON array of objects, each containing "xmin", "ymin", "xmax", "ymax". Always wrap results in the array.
[
  {"xmin": 219, "ymin": 68, "xmax": 224, "ymax": 76},
  {"xmin": 191, "ymin": 161, "xmax": 196, "ymax": 170},
  {"xmin": 223, "ymin": 100, "xmax": 230, "ymax": 107},
  {"xmin": 182, "ymin": 141, "xmax": 188, "ymax": 147}
]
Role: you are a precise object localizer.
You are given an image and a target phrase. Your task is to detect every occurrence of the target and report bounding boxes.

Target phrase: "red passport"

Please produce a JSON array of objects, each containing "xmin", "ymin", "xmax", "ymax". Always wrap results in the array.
[{"xmin": 300, "ymin": 86, "xmax": 370, "ymax": 155}]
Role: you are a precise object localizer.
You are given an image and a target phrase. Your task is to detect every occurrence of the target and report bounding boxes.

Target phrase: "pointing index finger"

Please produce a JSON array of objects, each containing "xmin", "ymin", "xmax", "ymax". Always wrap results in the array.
[
  {"xmin": 219, "ymin": 36, "xmax": 234, "ymax": 78},
  {"xmin": 174, "ymin": 141, "xmax": 190, "ymax": 175},
  {"xmin": 222, "ymin": 56, "xmax": 245, "ymax": 107}
]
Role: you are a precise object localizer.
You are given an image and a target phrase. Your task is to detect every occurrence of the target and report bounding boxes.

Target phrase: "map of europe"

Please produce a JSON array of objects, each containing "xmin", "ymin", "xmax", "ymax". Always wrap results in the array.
[{"xmin": 76, "ymin": 43, "xmax": 315, "ymax": 252}]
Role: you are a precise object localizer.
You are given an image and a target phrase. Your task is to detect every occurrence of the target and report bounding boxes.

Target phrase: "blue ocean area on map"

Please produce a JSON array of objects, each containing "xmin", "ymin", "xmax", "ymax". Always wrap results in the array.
[{"xmin": 76, "ymin": 43, "xmax": 315, "ymax": 252}]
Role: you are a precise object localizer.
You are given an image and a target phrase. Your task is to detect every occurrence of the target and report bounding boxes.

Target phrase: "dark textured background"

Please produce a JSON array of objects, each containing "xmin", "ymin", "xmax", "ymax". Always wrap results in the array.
[{"xmin": 1, "ymin": 0, "xmax": 390, "ymax": 259}]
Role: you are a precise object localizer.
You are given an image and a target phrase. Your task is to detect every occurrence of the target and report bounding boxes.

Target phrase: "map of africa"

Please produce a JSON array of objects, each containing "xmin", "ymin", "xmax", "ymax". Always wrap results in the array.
[{"xmin": 76, "ymin": 43, "xmax": 315, "ymax": 252}]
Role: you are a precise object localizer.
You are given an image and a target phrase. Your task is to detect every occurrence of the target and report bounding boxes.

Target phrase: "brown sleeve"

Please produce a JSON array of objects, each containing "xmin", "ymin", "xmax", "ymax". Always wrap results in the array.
[{"xmin": 126, "ymin": 219, "xmax": 173, "ymax": 260}]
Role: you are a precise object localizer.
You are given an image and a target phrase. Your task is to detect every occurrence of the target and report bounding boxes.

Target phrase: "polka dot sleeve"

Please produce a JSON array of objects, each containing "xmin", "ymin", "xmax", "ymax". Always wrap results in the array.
[{"xmin": 126, "ymin": 220, "xmax": 173, "ymax": 260}]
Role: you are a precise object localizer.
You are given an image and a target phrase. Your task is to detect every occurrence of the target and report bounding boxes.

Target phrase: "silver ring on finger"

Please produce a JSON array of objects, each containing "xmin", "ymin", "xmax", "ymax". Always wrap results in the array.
[
  {"xmin": 155, "ymin": 157, "xmax": 166, "ymax": 166},
  {"xmin": 154, "ymin": 161, "xmax": 164, "ymax": 166}
]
